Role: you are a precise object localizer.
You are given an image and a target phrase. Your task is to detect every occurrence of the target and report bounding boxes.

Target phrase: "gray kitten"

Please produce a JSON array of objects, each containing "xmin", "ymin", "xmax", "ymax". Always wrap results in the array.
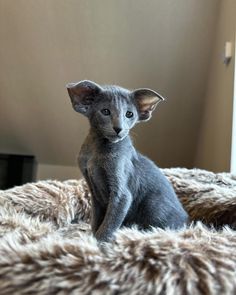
[{"xmin": 67, "ymin": 80, "xmax": 188, "ymax": 242}]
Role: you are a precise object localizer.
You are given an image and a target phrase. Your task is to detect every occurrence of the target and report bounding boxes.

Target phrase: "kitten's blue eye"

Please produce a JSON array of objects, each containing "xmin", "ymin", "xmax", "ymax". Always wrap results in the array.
[
  {"xmin": 126, "ymin": 111, "xmax": 133, "ymax": 118},
  {"xmin": 101, "ymin": 109, "xmax": 110, "ymax": 116}
]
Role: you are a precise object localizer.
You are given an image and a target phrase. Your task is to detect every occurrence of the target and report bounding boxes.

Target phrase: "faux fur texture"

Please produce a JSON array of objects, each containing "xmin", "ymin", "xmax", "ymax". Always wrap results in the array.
[{"xmin": 0, "ymin": 168, "xmax": 236, "ymax": 295}]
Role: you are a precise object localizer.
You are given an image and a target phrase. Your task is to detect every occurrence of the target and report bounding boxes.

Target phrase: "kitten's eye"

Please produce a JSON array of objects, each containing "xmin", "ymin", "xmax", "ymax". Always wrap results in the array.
[
  {"xmin": 101, "ymin": 109, "xmax": 110, "ymax": 116},
  {"xmin": 126, "ymin": 111, "xmax": 133, "ymax": 118}
]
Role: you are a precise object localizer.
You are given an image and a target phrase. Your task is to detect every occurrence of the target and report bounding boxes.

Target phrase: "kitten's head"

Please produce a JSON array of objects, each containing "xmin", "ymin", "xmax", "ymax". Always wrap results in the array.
[{"xmin": 67, "ymin": 80, "xmax": 164, "ymax": 143}]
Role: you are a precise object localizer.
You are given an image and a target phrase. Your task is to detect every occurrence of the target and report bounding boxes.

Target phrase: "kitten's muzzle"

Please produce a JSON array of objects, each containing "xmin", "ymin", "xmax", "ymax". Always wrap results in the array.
[{"xmin": 108, "ymin": 131, "xmax": 128, "ymax": 143}]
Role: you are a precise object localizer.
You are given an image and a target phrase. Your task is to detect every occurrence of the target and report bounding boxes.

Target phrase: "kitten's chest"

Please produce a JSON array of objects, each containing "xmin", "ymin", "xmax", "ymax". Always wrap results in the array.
[
  {"xmin": 78, "ymin": 142, "xmax": 118, "ymax": 182},
  {"xmin": 85, "ymin": 153, "xmax": 120, "ymax": 182},
  {"xmin": 79, "ymin": 144, "xmax": 114, "ymax": 169},
  {"xmin": 79, "ymin": 148, "xmax": 116, "ymax": 203},
  {"xmin": 78, "ymin": 136, "xmax": 135, "ymax": 201}
]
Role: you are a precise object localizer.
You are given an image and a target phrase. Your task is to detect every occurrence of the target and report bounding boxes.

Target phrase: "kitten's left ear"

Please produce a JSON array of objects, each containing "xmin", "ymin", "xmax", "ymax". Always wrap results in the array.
[{"xmin": 132, "ymin": 88, "xmax": 165, "ymax": 121}]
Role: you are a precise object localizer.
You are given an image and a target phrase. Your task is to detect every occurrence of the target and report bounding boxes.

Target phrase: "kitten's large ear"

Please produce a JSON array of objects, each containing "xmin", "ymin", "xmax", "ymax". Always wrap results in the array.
[
  {"xmin": 132, "ymin": 88, "xmax": 165, "ymax": 121},
  {"xmin": 66, "ymin": 80, "xmax": 102, "ymax": 115}
]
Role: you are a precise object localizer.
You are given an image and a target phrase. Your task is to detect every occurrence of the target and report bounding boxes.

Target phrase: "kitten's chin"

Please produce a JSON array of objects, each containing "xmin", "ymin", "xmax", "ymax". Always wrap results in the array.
[{"xmin": 107, "ymin": 135, "xmax": 126, "ymax": 143}]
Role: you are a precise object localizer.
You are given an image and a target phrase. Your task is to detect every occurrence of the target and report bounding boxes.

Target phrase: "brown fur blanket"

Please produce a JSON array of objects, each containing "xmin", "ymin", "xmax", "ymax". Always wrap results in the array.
[{"xmin": 0, "ymin": 168, "xmax": 236, "ymax": 295}]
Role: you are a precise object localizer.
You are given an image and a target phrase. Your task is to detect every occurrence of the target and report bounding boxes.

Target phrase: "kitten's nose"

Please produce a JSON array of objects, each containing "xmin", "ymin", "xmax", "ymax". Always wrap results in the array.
[{"xmin": 113, "ymin": 127, "xmax": 122, "ymax": 134}]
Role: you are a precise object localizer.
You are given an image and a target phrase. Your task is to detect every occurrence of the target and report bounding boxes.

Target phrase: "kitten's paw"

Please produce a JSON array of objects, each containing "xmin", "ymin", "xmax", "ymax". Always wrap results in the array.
[{"xmin": 95, "ymin": 231, "xmax": 113, "ymax": 243}]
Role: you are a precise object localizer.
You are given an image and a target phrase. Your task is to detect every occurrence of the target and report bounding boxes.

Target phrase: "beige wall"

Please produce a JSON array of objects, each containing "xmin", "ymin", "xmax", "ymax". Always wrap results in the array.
[
  {"xmin": 231, "ymin": 40, "xmax": 236, "ymax": 173},
  {"xmin": 37, "ymin": 163, "xmax": 81, "ymax": 181},
  {"xmin": 0, "ymin": 0, "xmax": 221, "ymax": 179},
  {"xmin": 195, "ymin": 0, "xmax": 236, "ymax": 172}
]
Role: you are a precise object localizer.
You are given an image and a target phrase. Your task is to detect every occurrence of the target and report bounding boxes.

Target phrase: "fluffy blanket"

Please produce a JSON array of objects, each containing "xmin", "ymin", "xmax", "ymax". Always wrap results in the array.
[{"xmin": 0, "ymin": 168, "xmax": 236, "ymax": 295}]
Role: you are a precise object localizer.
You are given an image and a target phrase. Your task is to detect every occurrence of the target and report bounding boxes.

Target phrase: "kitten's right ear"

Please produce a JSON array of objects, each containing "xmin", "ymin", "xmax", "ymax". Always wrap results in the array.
[{"xmin": 66, "ymin": 80, "xmax": 102, "ymax": 115}]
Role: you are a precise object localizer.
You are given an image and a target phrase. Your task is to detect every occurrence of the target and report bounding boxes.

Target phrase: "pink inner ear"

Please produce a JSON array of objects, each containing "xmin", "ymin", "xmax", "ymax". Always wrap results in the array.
[
  {"xmin": 138, "ymin": 96, "xmax": 160, "ymax": 112},
  {"xmin": 71, "ymin": 86, "xmax": 92, "ymax": 97},
  {"xmin": 67, "ymin": 83, "xmax": 95, "ymax": 109}
]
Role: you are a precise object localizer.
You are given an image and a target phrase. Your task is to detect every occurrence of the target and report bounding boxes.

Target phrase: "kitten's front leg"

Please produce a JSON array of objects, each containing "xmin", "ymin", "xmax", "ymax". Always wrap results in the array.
[
  {"xmin": 91, "ymin": 195, "xmax": 104, "ymax": 234},
  {"xmin": 95, "ymin": 191, "xmax": 132, "ymax": 242},
  {"xmin": 81, "ymin": 168, "xmax": 105, "ymax": 233}
]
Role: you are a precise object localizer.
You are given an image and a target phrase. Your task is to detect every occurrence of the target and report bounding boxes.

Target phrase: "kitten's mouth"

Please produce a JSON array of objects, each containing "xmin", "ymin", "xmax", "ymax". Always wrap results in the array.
[{"xmin": 107, "ymin": 134, "xmax": 126, "ymax": 143}]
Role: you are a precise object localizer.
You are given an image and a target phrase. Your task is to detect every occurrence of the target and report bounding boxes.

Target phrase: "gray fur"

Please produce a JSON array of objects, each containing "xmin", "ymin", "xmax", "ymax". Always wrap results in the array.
[{"xmin": 67, "ymin": 80, "xmax": 188, "ymax": 241}]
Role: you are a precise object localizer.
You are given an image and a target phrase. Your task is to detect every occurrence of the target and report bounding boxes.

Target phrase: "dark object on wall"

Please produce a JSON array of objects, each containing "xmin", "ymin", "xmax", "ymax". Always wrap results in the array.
[{"xmin": 0, "ymin": 154, "xmax": 37, "ymax": 190}]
